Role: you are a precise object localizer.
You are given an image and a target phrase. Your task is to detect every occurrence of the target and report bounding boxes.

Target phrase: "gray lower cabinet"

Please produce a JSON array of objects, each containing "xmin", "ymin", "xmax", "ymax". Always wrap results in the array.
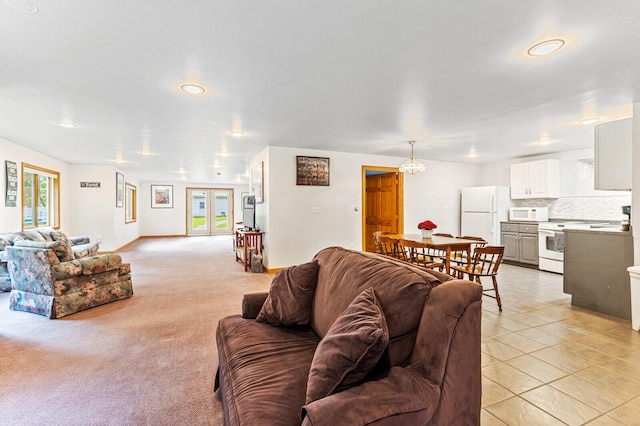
[
  {"xmin": 564, "ymin": 229, "xmax": 633, "ymax": 319},
  {"xmin": 501, "ymin": 222, "xmax": 539, "ymax": 266}
]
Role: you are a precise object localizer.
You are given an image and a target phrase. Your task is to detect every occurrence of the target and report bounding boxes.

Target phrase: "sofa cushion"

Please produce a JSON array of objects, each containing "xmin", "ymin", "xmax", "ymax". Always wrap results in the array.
[
  {"xmin": 50, "ymin": 230, "xmax": 69, "ymax": 243},
  {"xmin": 256, "ymin": 260, "xmax": 318, "ymax": 326},
  {"xmin": 306, "ymin": 287, "xmax": 389, "ymax": 404},
  {"xmin": 216, "ymin": 315, "xmax": 320, "ymax": 426},
  {"xmin": 310, "ymin": 247, "xmax": 448, "ymax": 367},
  {"xmin": 22, "ymin": 229, "xmax": 46, "ymax": 242},
  {"xmin": 13, "ymin": 240, "xmax": 74, "ymax": 263},
  {"xmin": 37, "ymin": 227, "xmax": 55, "ymax": 241}
]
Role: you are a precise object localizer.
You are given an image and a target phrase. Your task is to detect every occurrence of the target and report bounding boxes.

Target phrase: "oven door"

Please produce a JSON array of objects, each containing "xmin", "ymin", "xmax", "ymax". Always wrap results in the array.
[{"xmin": 538, "ymin": 229, "xmax": 564, "ymax": 261}]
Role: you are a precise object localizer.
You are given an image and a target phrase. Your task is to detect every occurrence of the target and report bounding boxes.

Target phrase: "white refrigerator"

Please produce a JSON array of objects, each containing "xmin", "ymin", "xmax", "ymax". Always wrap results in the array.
[{"xmin": 460, "ymin": 186, "xmax": 511, "ymax": 246}]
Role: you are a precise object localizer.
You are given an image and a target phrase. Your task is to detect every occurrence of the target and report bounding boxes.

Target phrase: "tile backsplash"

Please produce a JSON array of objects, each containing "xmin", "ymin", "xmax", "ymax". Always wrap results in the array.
[{"xmin": 513, "ymin": 195, "xmax": 632, "ymax": 221}]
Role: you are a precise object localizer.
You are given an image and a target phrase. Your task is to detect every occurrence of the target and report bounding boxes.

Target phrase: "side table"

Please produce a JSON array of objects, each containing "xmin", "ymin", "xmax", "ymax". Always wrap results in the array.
[{"xmin": 235, "ymin": 229, "xmax": 264, "ymax": 272}]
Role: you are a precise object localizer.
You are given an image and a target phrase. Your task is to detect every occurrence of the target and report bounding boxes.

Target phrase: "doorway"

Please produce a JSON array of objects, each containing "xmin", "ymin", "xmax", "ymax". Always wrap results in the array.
[
  {"xmin": 186, "ymin": 188, "xmax": 234, "ymax": 236},
  {"xmin": 361, "ymin": 166, "xmax": 404, "ymax": 252}
]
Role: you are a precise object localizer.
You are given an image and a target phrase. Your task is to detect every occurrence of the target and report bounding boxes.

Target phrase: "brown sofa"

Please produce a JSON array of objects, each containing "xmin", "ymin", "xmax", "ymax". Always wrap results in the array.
[{"xmin": 215, "ymin": 247, "xmax": 482, "ymax": 425}]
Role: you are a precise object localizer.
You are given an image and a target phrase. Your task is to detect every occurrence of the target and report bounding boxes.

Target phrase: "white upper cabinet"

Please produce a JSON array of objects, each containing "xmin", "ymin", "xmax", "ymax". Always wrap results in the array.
[
  {"xmin": 595, "ymin": 118, "xmax": 632, "ymax": 191},
  {"xmin": 510, "ymin": 159, "xmax": 560, "ymax": 199}
]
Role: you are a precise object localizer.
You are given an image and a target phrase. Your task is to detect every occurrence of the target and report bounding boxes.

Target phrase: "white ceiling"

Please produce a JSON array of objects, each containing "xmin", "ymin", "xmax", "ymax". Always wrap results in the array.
[{"xmin": 1, "ymin": 1, "xmax": 639, "ymax": 184}]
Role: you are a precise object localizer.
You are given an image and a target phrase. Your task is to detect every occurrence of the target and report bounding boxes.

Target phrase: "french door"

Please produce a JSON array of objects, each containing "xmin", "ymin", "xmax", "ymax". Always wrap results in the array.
[{"xmin": 186, "ymin": 188, "xmax": 234, "ymax": 236}]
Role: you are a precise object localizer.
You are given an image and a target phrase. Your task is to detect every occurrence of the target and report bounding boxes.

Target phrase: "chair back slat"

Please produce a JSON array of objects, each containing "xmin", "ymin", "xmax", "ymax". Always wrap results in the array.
[
  {"xmin": 470, "ymin": 245, "xmax": 504, "ymax": 276},
  {"xmin": 372, "ymin": 231, "xmax": 389, "ymax": 254},
  {"xmin": 378, "ymin": 235, "xmax": 401, "ymax": 259}
]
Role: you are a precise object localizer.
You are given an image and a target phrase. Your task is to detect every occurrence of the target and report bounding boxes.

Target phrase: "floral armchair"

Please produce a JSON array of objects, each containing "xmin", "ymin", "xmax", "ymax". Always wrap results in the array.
[
  {"xmin": 0, "ymin": 228, "xmax": 99, "ymax": 292},
  {"xmin": 6, "ymin": 245, "xmax": 133, "ymax": 319}
]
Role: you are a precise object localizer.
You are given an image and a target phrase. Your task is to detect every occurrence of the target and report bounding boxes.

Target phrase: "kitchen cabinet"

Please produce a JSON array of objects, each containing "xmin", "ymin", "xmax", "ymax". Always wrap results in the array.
[
  {"xmin": 510, "ymin": 159, "xmax": 559, "ymax": 199},
  {"xmin": 595, "ymin": 118, "xmax": 632, "ymax": 191},
  {"xmin": 501, "ymin": 222, "xmax": 539, "ymax": 266},
  {"xmin": 564, "ymin": 228, "xmax": 633, "ymax": 319}
]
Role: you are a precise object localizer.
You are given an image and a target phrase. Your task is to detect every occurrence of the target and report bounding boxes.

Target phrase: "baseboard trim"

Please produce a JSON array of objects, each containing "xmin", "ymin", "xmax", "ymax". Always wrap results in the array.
[
  {"xmin": 264, "ymin": 267, "xmax": 284, "ymax": 275},
  {"xmin": 100, "ymin": 235, "xmax": 187, "ymax": 254}
]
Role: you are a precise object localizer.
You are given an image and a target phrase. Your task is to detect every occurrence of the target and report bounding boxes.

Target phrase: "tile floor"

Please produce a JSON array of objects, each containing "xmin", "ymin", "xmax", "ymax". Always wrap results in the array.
[{"xmin": 480, "ymin": 263, "xmax": 640, "ymax": 425}]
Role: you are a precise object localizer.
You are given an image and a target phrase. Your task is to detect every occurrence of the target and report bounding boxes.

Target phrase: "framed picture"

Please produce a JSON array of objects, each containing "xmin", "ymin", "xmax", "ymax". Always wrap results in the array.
[
  {"xmin": 5, "ymin": 160, "xmax": 17, "ymax": 207},
  {"xmin": 296, "ymin": 156, "xmax": 330, "ymax": 186},
  {"xmin": 251, "ymin": 161, "xmax": 263, "ymax": 203},
  {"xmin": 116, "ymin": 172, "xmax": 124, "ymax": 207},
  {"xmin": 240, "ymin": 192, "xmax": 249, "ymax": 210},
  {"xmin": 151, "ymin": 185, "xmax": 173, "ymax": 208}
]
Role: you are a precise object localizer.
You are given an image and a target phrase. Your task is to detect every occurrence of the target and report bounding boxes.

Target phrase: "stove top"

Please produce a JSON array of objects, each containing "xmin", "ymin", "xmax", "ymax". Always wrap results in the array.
[{"xmin": 538, "ymin": 221, "xmax": 615, "ymax": 230}]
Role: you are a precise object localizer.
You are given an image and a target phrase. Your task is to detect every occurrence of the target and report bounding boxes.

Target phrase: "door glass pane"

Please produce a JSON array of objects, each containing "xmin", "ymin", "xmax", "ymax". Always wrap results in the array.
[
  {"xmin": 214, "ymin": 191, "xmax": 230, "ymax": 230},
  {"xmin": 191, "ymin": 191, "xmax": 207, "ymax": 231}
]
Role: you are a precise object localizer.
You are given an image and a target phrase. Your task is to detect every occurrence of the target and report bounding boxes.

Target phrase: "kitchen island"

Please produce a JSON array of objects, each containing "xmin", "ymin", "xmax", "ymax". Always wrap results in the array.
[{"xmin": 563, "ymin": 227, "xmax": 633, "ymax": 320}]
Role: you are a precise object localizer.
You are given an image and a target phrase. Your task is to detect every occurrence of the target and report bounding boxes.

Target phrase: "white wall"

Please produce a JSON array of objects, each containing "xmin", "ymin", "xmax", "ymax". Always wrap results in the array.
[
  {"xmin": 255, "ymin": 146, "xmax": 480, "ymax": 269},
  {"xmin": 139, "ymin": 181, "xmax": 249, "ymax": 236},
  {"xmin": 67, "ymin": 165, "xmax": 140, "ymax": 251},
  {"xmin": 0, "ymin": 137, "xmax": 71, "ymax": 233}
]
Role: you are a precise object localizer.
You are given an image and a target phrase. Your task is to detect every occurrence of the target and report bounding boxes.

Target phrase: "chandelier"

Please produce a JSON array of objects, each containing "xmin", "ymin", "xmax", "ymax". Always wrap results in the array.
[{"xmin": 399, "ymin": 140, "xmax": 426, "ymax": 174}]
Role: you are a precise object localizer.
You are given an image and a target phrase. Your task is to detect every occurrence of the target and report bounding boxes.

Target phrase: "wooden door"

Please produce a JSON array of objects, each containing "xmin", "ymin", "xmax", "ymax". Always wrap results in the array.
[{"xmin": 364, "ymin": 172, "xmax": 398, "ymax": 252}]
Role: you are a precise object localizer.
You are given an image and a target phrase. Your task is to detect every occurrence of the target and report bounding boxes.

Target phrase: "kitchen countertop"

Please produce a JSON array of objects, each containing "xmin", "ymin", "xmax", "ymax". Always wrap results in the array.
[{"xmin": 563, "ymin": 227, "xmax": 631, "ymax": 235}]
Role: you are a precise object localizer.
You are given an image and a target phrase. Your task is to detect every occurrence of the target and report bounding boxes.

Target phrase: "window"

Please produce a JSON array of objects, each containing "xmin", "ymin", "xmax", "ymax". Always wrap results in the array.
[
  {"xmin": 125, "ymin": 182, "xmax": 137, "ymax": 223},
  {"xmin": 22, "ymin": 163, "xmax": 60, "ymax": 230}
]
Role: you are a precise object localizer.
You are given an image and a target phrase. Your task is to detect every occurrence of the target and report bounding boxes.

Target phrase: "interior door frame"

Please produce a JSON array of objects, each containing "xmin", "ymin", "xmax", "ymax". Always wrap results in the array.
[{"xmin": 361, "ymin": 165, "xmax": 404, "ymax": 251}]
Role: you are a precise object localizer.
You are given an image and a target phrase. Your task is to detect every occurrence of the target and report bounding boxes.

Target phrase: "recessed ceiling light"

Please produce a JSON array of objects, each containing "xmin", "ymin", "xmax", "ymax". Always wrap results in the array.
[
  {"xmin": 56, "ymin": 121, "xmax": 78, "ymax": 128},
  {"xmin": 3, "ymin": 0, "xmax": 38, "ymax": 14},
  {"xmin": 537, "ymin": 137, "xmax": 552, "ymax": 145},
  {"xmin": 180, "ymin": 84, "xmax": 205, "ymax": 95},
  {"xmin": 578, "ymin": 118, "xmax": 599, "ymax": 125},
  {"xmin": 228, "ymin": 131, "xmax": 245, "ymax": 137},
  {"xmin": 527, "ymin": 39, "xmax": 565, "ymax": 56}
]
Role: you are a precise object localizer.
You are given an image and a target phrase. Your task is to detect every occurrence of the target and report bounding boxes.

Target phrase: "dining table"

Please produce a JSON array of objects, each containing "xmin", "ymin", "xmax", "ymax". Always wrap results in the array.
[{"xmin": 388, "ymin": 234, "xmax": 480, "ymax": 275}]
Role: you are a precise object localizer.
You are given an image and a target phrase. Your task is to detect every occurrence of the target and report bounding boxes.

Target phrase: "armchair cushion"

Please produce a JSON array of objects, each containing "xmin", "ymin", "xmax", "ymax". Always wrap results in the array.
[
  {"xmin": 256, "ymin": 260, "xmax": 318, "ymax": 326},
  {"xmin": 306, "ymin": 288, "xmax": 389, "ymax": 404},
  {"xmin": 52, "ymin": 254, "xmax": 122, "ymax": 278}
]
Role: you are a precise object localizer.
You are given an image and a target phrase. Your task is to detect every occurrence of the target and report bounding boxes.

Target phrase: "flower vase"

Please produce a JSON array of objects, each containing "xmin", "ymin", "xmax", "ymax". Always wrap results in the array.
[{"xmin": 420, "ymin": 229, "xmax": 433, "ymax": 238}]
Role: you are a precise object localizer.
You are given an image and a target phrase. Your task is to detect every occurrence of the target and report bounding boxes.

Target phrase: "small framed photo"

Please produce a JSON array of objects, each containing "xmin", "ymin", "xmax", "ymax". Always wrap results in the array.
[
  {"xmin": 151, "ymin": 185, "xmax": 173, "ymax": 208},
  {"xmin": 240, "ymin": 192, "xmax": 250, "ymax": 210},
  {"xmin": 116, "ymin": 172, "xmax": 124, "ymax": 208},
  {"xmin": 296, "ymin": 156, "xmax": 330, "ymax": 186}
]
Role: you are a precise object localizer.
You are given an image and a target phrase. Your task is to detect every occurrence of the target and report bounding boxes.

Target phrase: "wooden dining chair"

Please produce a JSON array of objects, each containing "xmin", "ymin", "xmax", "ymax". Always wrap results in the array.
[
  {"xmin": 427, "ymin": 233, "xmax": 455, "ymax": 261},
  {"xmin": 450, "ymin": 235, "xmax": 487, "ymax": 265},
  {"xmin": 378, "ymin": 235, "xmax": 402, "ymax": 260},
  {"xmin": 398, "ymin": 238, "xmax": 445, "ymax": 272},
  {"xmin": 372, "ymin": 231, "xmax": 389, "ymax": 254},
  {"xmin": 451, "ymin": 245, "xmax": 504, "ymax": 311}
]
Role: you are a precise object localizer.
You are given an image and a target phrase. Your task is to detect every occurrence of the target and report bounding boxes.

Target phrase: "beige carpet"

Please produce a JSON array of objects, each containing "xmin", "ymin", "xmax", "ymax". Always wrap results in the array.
[{"xmin": 0, "ymin": 236, "xmax": 273, "ymax": 426}]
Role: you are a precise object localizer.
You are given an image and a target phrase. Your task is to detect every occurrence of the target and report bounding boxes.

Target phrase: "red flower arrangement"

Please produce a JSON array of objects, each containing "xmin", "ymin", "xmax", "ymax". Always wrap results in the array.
[{"xmin": 417, "ymin": 220, "xmax": 438, "ymax": 230}]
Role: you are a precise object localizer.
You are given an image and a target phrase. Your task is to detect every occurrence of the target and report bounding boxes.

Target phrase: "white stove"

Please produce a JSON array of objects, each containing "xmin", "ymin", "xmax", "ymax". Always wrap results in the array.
[
  {"xmin": 537, "ymin": 222, "xmax": 592, "ymax": 273},
  {"xmin": 538, "ymin": 221, "xmax": 591, "ymax": 231}
]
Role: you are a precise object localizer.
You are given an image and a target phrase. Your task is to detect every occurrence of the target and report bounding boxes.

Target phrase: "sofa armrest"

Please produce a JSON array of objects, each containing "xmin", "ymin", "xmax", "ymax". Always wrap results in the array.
[
  {"xmin": 68, "ymin": 236, "xmax": 90, "ymax": 246},
  {"xmin": 409, "ymin": 279, "xmax": 482, "ymax": 424},
  {"xmin": 301, "ymin": 367, "xmax": 439, "ymax": 426},
  {"xmin": 241, "ymin": 292, "xmax": 269, "ymax": 319},
  {"xmin": 52, "ymin": 254, "xmax": 122, "ymax": 278}
]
